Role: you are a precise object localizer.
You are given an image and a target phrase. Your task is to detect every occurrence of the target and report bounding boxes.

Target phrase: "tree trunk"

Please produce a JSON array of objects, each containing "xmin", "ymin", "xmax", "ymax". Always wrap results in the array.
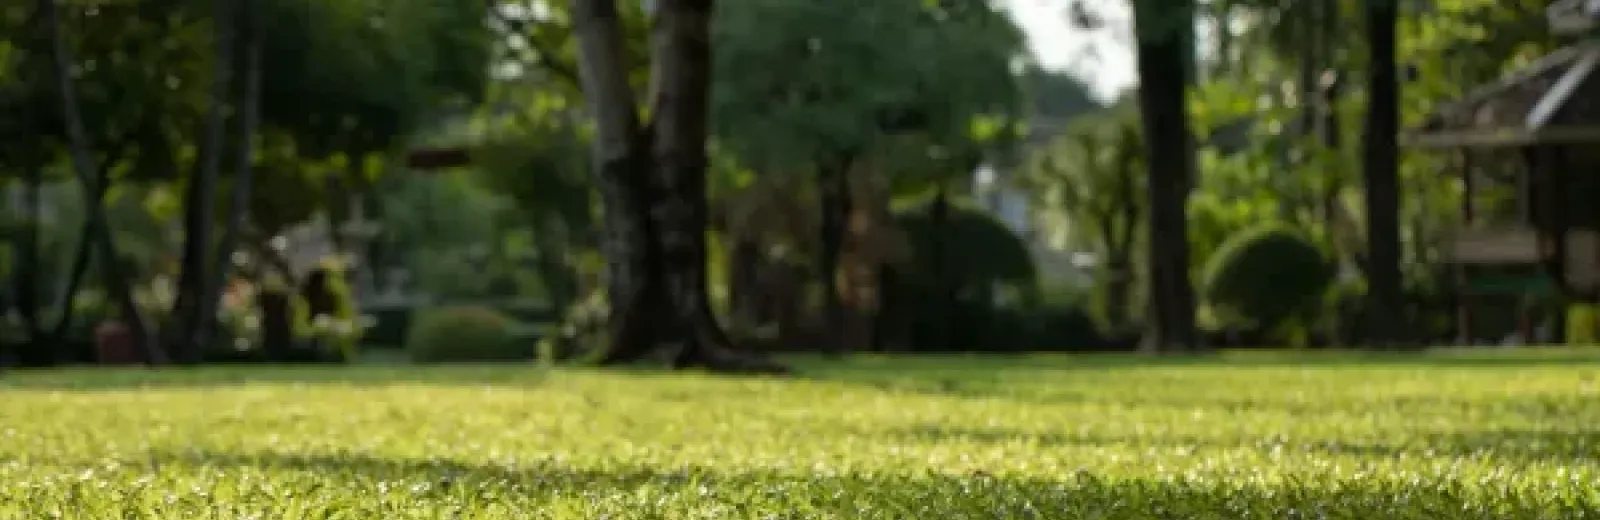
[
  {"xmin": 11, "ymin": 158, "xmax": 48, "ymax": 365},
  {"xmin": 927, "ymin": 184, "xmax": 955, "ymax": 351},
  {"xmin": 574, "ymin": 0, "xmax": 782, "ymax": 373},
  {"xmin": 169, "ymin": 0, "xmax": 236, "ymax": 364},
  {"xmin": 40, "ymin": 0, "xmax": 164, "ymax": 365},
  {"xmin": 197, "ymin": 0, "xmax": 262, "ymax": 357},
  {"xmin": 45, "ymin": 174, "xmax": 103, "ymax": 345},
  {"xmin": 1133, "ymin": 0, "xmax": 1199, "ymax": 353},
  {"xmin": 1361, "ymin": 0, "xmax": 1403, "ymax": 347},
  {"xmin": 573, "ymin": 0, "xmax": 667, "ymax": 365},
  {"xmin": 816, "ymin": 158, "xmax": 852, "ymax": 354},
  {"xmin": 648, "ymin": 0, "xmax": 780, "ymax": 372},
  {"xmin": 727, "ymin": 237, "xmax": 761, "ymax": 331}
]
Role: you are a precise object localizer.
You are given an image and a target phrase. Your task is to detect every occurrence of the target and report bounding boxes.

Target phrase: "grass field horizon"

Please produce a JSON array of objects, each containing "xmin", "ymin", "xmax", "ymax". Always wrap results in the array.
[{"xmin": 2, "ymin": 349, "xmax": 1598, "ymax": 518}]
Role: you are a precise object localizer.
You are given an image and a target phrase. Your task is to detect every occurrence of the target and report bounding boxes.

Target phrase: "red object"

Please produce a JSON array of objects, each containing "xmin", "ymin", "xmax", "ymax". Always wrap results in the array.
[
  {"xmin": 93, "ymin": 321, "xmax": 141, "ymax": 365},
  {"xmin": 405, "ymin": 147, "xmax": 472, "ymax": 170}
]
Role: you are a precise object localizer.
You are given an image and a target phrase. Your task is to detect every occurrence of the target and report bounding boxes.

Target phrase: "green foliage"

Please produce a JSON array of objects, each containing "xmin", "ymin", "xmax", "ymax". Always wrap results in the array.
[
  {"xmin": 1202, "ymin": 224, "xmax": 1334, "ymax": 329},
  {"xmin": 881, "ymin": 196, "xmax": 1042, "ymax": 350},
  {"xmin": 711, "ymin": 0, "xmax": 1025, "ymax": 180},
  {"xmin": 892, "ymin": 196, "xmax": 1037, "ymax": 288},
  {"xmin": 405, "ymin": 305, "xmax": 524, "ymax": 363},
  {"xmin": 301, "ymin": 263, "xmax": 362, "ymax": 361},
  {"xmin": 3, "ymin": 351, "xmax": 1600, "ymax": 516}
]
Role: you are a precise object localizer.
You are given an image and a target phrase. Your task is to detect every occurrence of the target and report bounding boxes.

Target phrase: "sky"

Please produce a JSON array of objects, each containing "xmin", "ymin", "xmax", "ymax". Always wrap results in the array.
[{"xmin": 1003, "ymin": 0, "xmax": 1136, "ymax": 101}]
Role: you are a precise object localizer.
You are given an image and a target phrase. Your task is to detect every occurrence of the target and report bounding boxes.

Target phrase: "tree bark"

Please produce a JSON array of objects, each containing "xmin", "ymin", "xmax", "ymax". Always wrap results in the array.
[
  {"xmin": 648, "ymin": 0, "xmax": 780, "ymax": 371},
  {"xmin": 573, "ymin": 0, "xmax": 666, "ymax": 365},
  {"xmin": 1361, "ymin": 0, "xmax": 1403, "ymax": 347},
  {"xmin": 1133, "ymin": 0, "xmax": 1199, "ymax": 353},
  {"xmin": 196, "ymin": 0, "xmax": 262, "ymax": 357},
  {"xmin": 40, "ymin": 0, "xmax": 165, "ymax": 365},
  {"xmin": 574, "ymin": 0, "xmax": 783, "ymax": 373},
  {"xmin": 816, "ymin": 156, "xmax": 853, "ymax": 354},
  {"xmin": 169, "ymin": 0, "xmax": 237, "ymax": 364}
]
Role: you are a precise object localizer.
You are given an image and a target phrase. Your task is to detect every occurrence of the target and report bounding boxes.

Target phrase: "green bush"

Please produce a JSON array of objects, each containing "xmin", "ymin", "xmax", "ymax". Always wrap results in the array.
[
  {"xmin": 1201, "ymin": 224, "xmax": 1333, "ymax": 330},
  {"xmin": 879, "ymin": 195, "xmax": 1042, "ymax": 351},
  {"xmin": 406, "ymin": 306, "xmax": 525, "ymax": 362}
]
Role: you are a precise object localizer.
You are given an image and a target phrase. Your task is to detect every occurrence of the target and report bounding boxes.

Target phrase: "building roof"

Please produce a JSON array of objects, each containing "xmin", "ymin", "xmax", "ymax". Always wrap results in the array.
[{"xmin": 1407, "ymin": 41, "xmax": 1600, "ymax": 148}]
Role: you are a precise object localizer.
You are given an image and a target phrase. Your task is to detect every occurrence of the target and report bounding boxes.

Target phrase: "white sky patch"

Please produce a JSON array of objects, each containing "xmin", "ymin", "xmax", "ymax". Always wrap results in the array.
[{"xmin": 1002, "ymin": 0, "xmax": 1136, "ymax": 101}]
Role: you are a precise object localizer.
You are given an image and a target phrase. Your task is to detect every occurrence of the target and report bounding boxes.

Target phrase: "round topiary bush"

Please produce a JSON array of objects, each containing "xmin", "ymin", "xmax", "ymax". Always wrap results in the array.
[
  {"xmin": 406, "ymin": 306, "xmax": 523, "ymax": 362},
  {"xmin": 1201, "ymin": 224, "xmax": 1333, "ymax": 330}
]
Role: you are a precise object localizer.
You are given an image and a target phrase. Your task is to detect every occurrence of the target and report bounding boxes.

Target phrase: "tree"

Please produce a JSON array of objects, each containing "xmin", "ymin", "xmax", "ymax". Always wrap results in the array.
[
  {"xmin": 711, "ymin": 0, "xmax": 1024, "ymax": 352},
  {"xmin": 38, "ymin": 0, "xmax": 168, "ymax": 364},
  {"xmin": 167, "ymin": 0, "xmax": 238, "ymax": 363},
  {"xmin": 1131, "ymin": 0, "xmax": 1200, "ymax": 352},
  {"xmin": 1023, "ymin": 111, "xmax": 1145, "ymax": 331},
  {"xmin": 1361, "ymin": 0, "xmax": 1402, "ymax": 346},
  {"xmin": 572, "ymin": 0, "xmax": 782, "ymax": 372}
]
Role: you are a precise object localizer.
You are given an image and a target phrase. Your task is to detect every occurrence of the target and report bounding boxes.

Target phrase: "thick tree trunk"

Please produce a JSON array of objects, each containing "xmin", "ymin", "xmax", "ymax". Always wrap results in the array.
[
  {"xmin": 41, "ymin": 0, "xmax": 164, "ymax": 365},
  {"xmin": 649, "ymin": 0, "xmax": 780, "ymax": 372},
  {"xmin": 1133, "ymin": 0, "xmax": 1199, "ymax": 353},
  {"xmin": 573, "ymin": 0, "xmax": 664, "ymax": 364},
  {"xmin": 574, "ymin": 0, "xmax": 782, "ymax": 373},
  {"xmin": 170, "ymin": 0, "xmax": 236, "ymax": 363},
  {"xmin": 1361, "ymin": 0, "xmax": 1403, "ymax": 347},
  {"xmin": 196, "ymin": 0, "xmax": 262, "ymax": 357},
  {"xmin": 816, "ymin": 159, "xmax": 852, "ymax": 354}
]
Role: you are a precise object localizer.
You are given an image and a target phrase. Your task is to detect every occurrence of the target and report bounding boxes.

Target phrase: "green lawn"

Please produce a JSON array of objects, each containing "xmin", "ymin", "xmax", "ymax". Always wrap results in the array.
[{"xmin": 2, "ymin": 350, "xmax": 1599, "ymax": 518}]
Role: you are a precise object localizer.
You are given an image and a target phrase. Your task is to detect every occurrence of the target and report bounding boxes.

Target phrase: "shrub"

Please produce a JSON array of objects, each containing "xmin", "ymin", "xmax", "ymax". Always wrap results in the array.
[
  {"xmin": 298, "ymin": 264, "xmax": 365, "ymax": 361},
  {"xmin": 1201, "ymin": 224, "xmax": 1333, "ymax": 331},
  {"xmin": 879, "ymin": 196, "xmax": 1041, "ymax": 352},
  {"xmin": 406, "ymin": 306, "xmax": 526, "ymax": 362}
]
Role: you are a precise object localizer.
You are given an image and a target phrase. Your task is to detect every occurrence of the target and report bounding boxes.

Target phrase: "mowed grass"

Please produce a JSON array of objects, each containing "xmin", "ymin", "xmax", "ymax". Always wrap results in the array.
[{"xmin": 1, "ymin": 350, "xmax": 1599, "ymax": 518}]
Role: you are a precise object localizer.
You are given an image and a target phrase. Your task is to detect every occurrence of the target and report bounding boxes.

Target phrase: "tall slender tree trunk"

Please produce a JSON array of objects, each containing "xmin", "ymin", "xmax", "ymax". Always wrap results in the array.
[
  {"xmin": 170, "ymin": 0, "xmax": 237, "ymax": 363},
  {"xmin": 46, "ymin": 172, "xmax": 105, "ymax": 345},
  {"xmin": 927, "ymin": 184, "xmax": 955, "ymax": 351},
  {"xmin": 816, "ymin": 156, "xmax": 853, "ymax": 354},
  {"xmin": 12, "ymin": 158, "xmax": 49, "ymax": 366},
  {"xmin": 40, "ymin": 0, "xmax": 164, "ymax": 365},
  {"xmin": 1132, "ymin": 0, "xmax": 1199, "ymax": 353},
  {"xmin": 197, "ymin": 0, "xmax": 263, "ymax": 357},
  {"xmin": 1361, "ymin": 0, "xmax": 1403, "ymax": 347}
]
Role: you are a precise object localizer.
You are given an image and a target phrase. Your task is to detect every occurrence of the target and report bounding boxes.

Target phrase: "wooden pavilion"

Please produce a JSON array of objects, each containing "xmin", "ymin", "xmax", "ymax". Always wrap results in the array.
[{"xmin": 1405, "ymin": 24, "xmax": 1600, "ymax": 344}]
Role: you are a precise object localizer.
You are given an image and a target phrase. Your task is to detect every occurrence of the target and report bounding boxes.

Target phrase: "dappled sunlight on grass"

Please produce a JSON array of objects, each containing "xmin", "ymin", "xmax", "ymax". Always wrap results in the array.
[{"xmin": 1, "ymin": 350, "xmax": 1598, "ymax": 517}]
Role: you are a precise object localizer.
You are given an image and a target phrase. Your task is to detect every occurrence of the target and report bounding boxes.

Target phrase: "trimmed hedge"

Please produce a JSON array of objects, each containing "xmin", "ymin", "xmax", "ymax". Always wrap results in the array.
[{"xmin": 406, "ymin": 306, "xmax": 531, "ymax": 362}]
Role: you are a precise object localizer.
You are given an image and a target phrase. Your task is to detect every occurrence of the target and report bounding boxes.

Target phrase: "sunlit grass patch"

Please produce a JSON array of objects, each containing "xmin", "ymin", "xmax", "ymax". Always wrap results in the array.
[{"xmin": 1, "ymin": 349, "xmax": 1598, "ymax": 518}]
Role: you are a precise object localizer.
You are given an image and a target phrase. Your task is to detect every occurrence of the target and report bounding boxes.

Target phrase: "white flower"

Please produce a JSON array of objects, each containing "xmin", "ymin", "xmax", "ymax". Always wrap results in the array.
[{"xmin": 312, "ymin": 315, "xmax": 332, "ymax": 330}]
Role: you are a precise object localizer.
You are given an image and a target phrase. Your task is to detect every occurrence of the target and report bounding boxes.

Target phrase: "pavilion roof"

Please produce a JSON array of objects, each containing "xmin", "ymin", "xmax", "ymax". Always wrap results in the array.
[{"xmin": 1407, "ymin": 41, "xmax": 1600, "ymax": 148}]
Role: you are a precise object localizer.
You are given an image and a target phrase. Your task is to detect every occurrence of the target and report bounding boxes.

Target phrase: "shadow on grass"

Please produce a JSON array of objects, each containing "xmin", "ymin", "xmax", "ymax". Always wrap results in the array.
[
  {"xmin": 0, "ymin": 364, "xmax": 555, "ymax": 391},
  {"xmin": 880, "ymin": 424, "xmax": 1600, "ymax": 466},
  {"xmin": 127, "ymin": 448, "xmax": 1594, "ymax": 518},
  {"xmin": 792, "ymin": 348, "xmax": 1600, "ymax": 374}
]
